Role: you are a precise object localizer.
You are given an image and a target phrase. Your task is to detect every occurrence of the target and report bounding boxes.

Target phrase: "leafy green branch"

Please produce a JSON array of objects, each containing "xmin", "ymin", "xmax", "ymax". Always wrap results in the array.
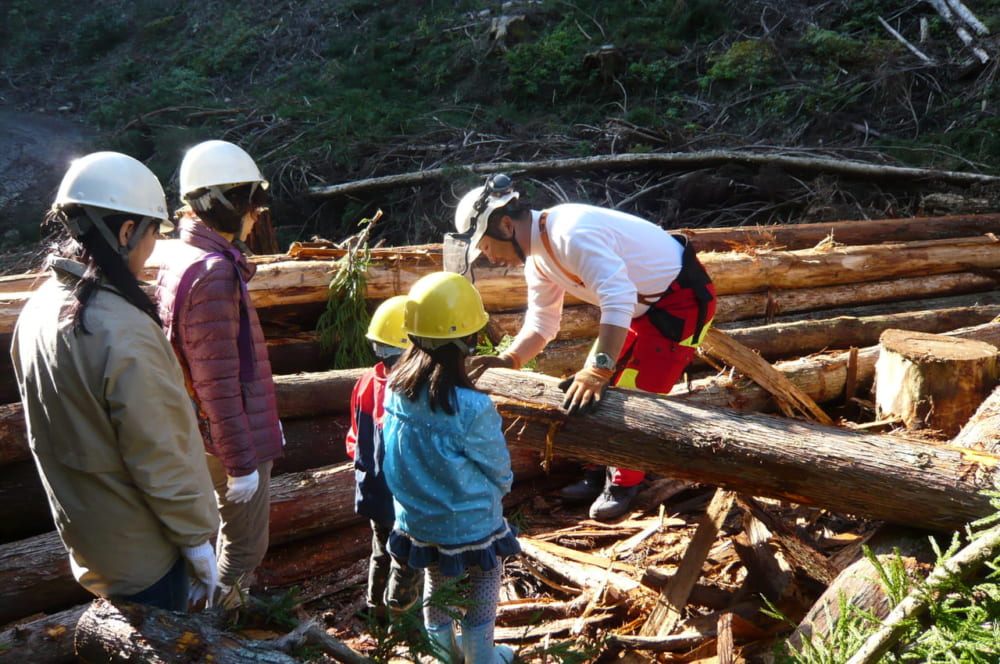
[{"xmin": 315, "ymin": 211, "xmax": 380, "ymax": 370}]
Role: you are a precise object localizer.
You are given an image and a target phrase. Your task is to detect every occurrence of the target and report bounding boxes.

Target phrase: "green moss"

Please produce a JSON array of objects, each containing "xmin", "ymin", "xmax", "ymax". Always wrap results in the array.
[{"xmin": 705, "ymin": 39, "xmax": 777, "ymax": 86}]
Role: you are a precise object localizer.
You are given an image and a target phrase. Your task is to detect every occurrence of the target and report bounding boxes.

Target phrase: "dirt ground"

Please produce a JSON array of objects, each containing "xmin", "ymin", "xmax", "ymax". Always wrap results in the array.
[
  {"xmin": 265, "ymin": 471, "xmax": 876, "ymax": 664},
  {"xmin": 0, "ymin": 108, "xmax": 91, "ymax": 271}
]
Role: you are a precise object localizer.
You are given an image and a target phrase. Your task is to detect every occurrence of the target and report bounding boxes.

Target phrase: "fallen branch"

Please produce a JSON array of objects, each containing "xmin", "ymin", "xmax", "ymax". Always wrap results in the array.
[
  {"xmin": 307, "ymin": 151, "xmax": 1000, "ymax": 198},
  {"xmin": 878, "ymin": 16, "xmax": 936, "ymax": 64}
]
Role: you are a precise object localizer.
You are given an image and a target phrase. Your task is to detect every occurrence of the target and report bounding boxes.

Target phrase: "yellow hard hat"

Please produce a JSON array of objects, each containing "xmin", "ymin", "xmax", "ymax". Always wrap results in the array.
[
  {"xmin": 404, "ymin": 272, "xmax": 489, "ymax": 340},
  {"xmin": 366, "ymin": 296, "xmax": 412, "ymax": 349}
]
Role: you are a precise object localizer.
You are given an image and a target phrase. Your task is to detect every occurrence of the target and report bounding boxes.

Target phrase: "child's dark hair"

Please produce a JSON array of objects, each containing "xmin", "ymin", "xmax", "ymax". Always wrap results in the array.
[
  {"xmin": 48, "ymin": 206, "xmax": 162, "ymax": 333},
  {"xmin": 388, "ymin": 335, "xmax": 479, "ymax": 415},
  {"xmin": 185, "ymin": 183, "xmax": 268, "ymax": 235}
]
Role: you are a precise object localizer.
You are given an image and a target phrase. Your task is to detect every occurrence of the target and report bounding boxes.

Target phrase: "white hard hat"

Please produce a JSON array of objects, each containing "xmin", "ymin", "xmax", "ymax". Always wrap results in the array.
[
  {"xmin": 453, "ymin": 174, "xmax": 519, "ymax": 265},
  {"xmin": 55, "ymin": 151, "xmax": 169, "ymax": 224},
  {"xmin": 179, "ymin": 140, "xmax": 269, "ymax": 201}
]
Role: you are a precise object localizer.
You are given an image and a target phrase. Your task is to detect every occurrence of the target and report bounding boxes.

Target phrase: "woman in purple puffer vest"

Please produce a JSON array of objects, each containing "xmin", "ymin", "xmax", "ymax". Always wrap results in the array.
[{"xmin": 155, "ymin": 140, "xmax": 283, "ymax": 608}]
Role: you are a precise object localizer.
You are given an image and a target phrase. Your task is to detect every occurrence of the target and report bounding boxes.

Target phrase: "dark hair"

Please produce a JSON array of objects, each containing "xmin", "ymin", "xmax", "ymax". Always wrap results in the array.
[
  {"xmin": 486, "ymin": 199, "xmax": 531, "ymax": 236},
  {"xmin": 49, "ymin": 207, "xmax": 162, "ymax": 333},
  {"xmin": 187, "ymin": 183, "xmax": 268, "ymax": 235},
  {"xmin": 387, "ymin": 335, "xmax": 478, "ymax": 415}
]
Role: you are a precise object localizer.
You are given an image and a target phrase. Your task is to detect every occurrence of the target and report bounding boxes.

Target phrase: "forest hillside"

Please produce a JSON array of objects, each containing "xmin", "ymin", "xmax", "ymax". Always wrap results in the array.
[{"xmin": 2, "ymin": 0, "xmax": 1000, "ymax": 255}]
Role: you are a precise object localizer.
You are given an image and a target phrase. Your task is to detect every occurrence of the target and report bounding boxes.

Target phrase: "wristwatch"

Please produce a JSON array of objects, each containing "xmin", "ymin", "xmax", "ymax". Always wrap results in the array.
[{"xmin": 589, "ymin": 352, "xmax": 616, "ymax": 372}]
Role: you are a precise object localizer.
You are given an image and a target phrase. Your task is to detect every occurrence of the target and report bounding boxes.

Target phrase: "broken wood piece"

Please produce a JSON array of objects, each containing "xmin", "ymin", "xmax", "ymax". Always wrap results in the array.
[
  {"xmin": 732, "ymin": 507, "xmax": 792, "ymax": 601},
  {"xmin": 639, "ymin": 490, "xmax": 735, "ymax": 637},
  {"xmin": 606, "ymin": 630, "xmax": 716, "ymax": 652},
  {"xmin": 717, "ymin": 612, "xmax": 734, "ymax": 664},
  {"xmin": 496, "ymin": 594, "xmax": 593, "ymax": 623},
  {"xmin": 874, "ymin": 329, "xmax": 998, "ymax": 436},
  {"xmin": 735, "ymin": 496, "xmax": 839, "ymax": 585},
  {"xmin": 639, "ymin": 569, "xmax": 737, "ymax": 611},
  {"xmin": 700, "ymin": 328, "xmax": 833, "ymax": 424},
  {"xmin": 668, "ymin": 318, "xmax": 1000, "ymax": 415},
  {"xmin": 517, "ymin": 538, "xmax": 645, "ymax": 600},
  {"xmin": 494, "ymin": 614, "xmax": 615, "ymax": 642},
  {"xmin": 274, "ymin": 618, "xmax": 376, "ymax": 664}
]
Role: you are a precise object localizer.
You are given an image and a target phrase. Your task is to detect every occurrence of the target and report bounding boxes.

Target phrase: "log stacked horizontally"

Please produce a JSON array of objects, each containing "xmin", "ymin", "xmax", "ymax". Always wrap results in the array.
[{"xmin": 3, "ymin": 213, "xmax": 1000, "ymax": 645}]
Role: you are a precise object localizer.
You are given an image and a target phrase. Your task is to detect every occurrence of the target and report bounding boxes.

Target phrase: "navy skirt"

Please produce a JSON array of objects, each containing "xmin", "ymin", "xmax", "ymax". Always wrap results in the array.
[{"xmin": 388, "ymin": 521, "xmax": 521, "ymax": 577}]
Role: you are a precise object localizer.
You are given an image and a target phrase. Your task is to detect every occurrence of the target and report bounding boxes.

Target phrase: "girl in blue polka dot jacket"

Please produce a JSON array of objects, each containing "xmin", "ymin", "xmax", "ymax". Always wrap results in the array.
[{"xmin": 383, "ymin": 272, "xmax": 520, "ymax": 664}]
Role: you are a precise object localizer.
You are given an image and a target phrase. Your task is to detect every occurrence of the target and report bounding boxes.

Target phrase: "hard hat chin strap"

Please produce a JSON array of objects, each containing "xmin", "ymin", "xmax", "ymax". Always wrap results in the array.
[
  {"xmin": 483, "ymin": 227, "xmax": 526, "ymax": 263},
  {"xmin": 72, "ymin": 207, "xmax": 155, "ymax": 258},
  {"xmin": 79, "ymin": 207, "xmax": 130, "ymax": 258}
]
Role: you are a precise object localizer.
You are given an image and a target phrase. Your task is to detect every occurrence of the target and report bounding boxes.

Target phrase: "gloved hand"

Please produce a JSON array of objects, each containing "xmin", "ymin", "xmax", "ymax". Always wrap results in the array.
[
  {"xmin": 468, "ymin": 353, "xmax": 517, "ymax": 381},
  {"xmin": 558, "ymin": 367, "xmax": 615, "ymax": 416},
  {"xmin": 182, "ymin": 541, "xmax": 218, "ymax": 608},
  {"xmin": 225, "ymin": 469, "xmax": 259, "ymax": 504}
]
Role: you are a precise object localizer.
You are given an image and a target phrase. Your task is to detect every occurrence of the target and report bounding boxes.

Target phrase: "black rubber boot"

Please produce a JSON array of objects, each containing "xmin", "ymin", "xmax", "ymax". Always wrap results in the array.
[
  {"xmin": 589, "ymin": 483, "xmax": 640, "ymax": 521},
  {"xmin": 558, "ymin": 466, "xmax": 607, "ymax": 503}
]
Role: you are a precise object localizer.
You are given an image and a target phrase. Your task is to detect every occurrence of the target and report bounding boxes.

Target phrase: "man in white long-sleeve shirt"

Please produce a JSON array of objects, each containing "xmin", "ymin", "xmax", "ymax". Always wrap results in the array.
[{"xmin": 447, "ymin": 174, "xmax": 716, "ymax": 521}]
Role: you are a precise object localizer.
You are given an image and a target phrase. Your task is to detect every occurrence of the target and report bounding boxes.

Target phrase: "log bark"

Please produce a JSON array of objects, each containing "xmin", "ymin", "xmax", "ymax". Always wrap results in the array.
[
  {"xmin": 4, "ymin": 236, "xmax": 1000, "ymax": 340},
  {"xmin": 0, "ymin": 604, "xmax": 86, "ymax": 664},
  {"xmin": 74, "ymin": 599, "xmax": 301, "ymax": 664},
  {"xmin": 714, "ymin": 271, "xmax": 998, "ymax": 324},
  {"xmin": 472, "ymin": 369, "xmax": 999, "ymax": 532},
  {"xmin": 789, "ymin": 527, "xmax": 935, "ymax": 652},
  {"xmin": 0, "ymin": 374, "xmax": 359, "ymax": 470},
  {"xmin": 492, "ymin": 291, "xmax": 1000, "ymax": 351},
  {"xmin": 273, "ymin": 414, "xmax": 351, "ymax": 475},
  {"xmin": 0, "ymin": 460, "xmax": 52, "ymax": 542},
  {"xmin": 273, "ymin": 368, "xmax": 364, "ymax": 420},
  {"xmin": 0, "ymin": 531, "xmax": 90, "ymax": 626},
  {"xmin": 874, "ymin": 330, "xmax": 999, "ymax": 436},
  {"xmin": 715, "ymin": 297, "xmax": 1000, "ymax": 362},
  {"xmin": 846, "ymin": 521, "xmax": 1000, "ymax": 664},
  {"xmin": 674, "ymin": 213, "xmax": 1000, "ymax": 253}
]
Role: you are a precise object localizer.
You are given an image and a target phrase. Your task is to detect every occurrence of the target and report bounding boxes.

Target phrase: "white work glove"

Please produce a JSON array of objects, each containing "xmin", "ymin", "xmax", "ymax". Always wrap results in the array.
[
  {"xmin": 225, "ymin": 469, "xmax": 259, "ymax": 504},
  {"xmin": 182, "ymin": 541, "xmax": 218, "ymax": 608}
]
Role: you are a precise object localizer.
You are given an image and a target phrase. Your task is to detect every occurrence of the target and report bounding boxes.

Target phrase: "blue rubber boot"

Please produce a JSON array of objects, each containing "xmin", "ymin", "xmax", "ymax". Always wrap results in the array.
[
  {"xmin": 461, "ymin": 620, "xmax": 514, "ymax": 664},
  {"xmin": 426, "ymin": 621, "xmax": 463, "ymax": 664}
]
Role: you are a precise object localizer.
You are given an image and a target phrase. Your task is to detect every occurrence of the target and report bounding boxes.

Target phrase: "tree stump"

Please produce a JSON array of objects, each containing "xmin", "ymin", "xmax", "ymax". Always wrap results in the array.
[{"xmin": 874, "ymin": 329, "xmax": 998, "ymax": 436}]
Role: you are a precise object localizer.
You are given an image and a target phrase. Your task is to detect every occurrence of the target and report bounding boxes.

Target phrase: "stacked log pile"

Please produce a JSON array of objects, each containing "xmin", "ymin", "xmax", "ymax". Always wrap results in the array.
[{"xmin": 2, "ymin": 213, "xmax": 1000, "ymax": 662}]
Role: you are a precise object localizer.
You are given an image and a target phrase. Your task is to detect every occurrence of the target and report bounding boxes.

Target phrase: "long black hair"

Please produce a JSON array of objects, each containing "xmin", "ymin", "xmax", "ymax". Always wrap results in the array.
[
  {"xmin": 388, "ymin": 334, "xmax": 479, "ymax": 415},
  {"xmin": 48, "ymin": 206, "xmax": 162, "ymax": 334}
]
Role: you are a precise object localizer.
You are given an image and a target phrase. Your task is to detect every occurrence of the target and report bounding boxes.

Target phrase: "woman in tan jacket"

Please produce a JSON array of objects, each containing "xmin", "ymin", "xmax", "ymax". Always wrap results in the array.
[{"xmin": 11, "ymin": 152, "xmax": 220, "ymax": 610}]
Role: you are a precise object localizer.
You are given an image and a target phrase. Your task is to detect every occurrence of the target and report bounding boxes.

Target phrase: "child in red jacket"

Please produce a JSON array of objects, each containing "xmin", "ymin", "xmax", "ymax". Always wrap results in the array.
[{"xmin": 346, "ymin": 296, "xmax": 422, "ymax": 622}]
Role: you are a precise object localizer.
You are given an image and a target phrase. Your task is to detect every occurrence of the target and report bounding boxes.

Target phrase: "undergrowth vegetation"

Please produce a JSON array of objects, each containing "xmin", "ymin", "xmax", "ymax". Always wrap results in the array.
[
  {"xmin": 4, "ymin": 0, "xmax": 1000, "ymax": 246},
  {"xmin": 770, "ymin": 493, "xmax": 1000, "ymax": 663}
]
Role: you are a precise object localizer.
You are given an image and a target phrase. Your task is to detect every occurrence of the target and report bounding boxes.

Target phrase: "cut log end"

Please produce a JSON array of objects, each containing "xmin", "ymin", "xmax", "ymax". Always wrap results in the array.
[{"xmin": 875, "ymin": 329, "xmax": 999, "ymax": 436}]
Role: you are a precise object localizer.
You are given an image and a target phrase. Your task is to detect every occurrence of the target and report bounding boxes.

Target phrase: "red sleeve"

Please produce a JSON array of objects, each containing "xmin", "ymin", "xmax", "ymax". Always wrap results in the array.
[{"xmin": 346, "ymin": 369, "xmax": 376, "ymax": 460}]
